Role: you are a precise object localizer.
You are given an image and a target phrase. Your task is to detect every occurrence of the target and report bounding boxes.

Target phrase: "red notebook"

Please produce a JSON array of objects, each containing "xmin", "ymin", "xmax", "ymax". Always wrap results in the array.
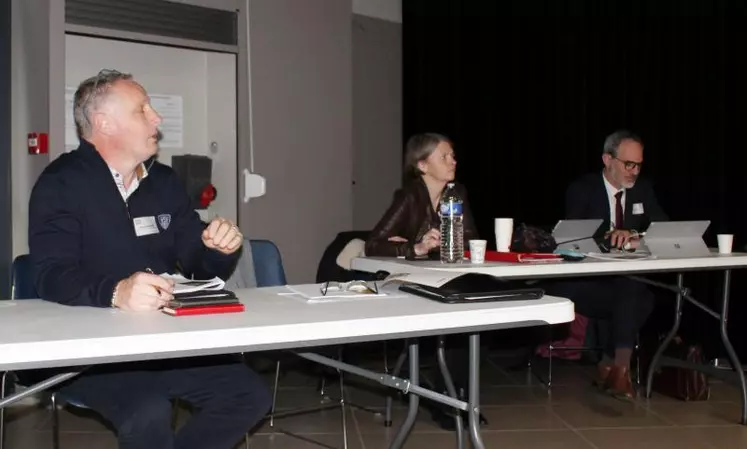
[
  {"xmin": 464, "ymin": 250, "xmax": 562, "ymax": 263},
  {"xmin": 162, "ymin": 303, "xmax": 245, "ymax": 316}
]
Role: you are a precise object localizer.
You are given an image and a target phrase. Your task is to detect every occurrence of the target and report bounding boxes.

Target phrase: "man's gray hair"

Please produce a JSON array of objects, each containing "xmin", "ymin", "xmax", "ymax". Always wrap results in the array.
[
  {"xmin": 73, "ymin": 69, "xmax": 133, "ymax": 139},
  {"xmin": 602, "ymin": 129, "xmax": 643, "ymax": 157}
]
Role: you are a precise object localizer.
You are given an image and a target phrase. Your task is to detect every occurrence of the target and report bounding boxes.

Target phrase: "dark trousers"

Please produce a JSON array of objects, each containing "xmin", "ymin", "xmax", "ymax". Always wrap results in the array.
[
  {"xmin": 544, "ymin": 277, "xmax": 655, "ymax": 359},
  {"xmin": 59, "ymin": 357, "xmax": 271, "ymax": 449}
]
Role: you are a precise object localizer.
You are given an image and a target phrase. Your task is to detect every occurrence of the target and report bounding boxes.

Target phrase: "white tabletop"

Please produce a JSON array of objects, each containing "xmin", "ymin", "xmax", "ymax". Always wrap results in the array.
[
  {"xmin": 352, "ymin": 251, "xmax": 747, "ymax": 280},
  {"xmin": 0, "ymin": 286, "xmax": 573, "ymax": 371}
]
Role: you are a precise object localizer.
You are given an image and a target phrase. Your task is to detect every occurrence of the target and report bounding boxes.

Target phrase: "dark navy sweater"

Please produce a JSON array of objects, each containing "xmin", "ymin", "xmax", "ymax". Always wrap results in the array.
[{"xmin": 28, "ymin": 140, "xmax": 240, "ymax": 307}]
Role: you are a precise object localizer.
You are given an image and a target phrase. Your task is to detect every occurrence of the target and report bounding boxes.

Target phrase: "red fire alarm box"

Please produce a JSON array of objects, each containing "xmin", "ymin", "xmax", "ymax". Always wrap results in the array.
[{"xmin": 28, "ymin": 132, "xmax": 49, "ymax": 155}]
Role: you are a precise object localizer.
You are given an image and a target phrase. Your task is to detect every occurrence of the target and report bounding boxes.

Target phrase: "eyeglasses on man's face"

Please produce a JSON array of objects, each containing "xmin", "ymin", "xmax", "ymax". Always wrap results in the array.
[{"xmin": 614, "ymin": 157, "xmax": 643, "ymax": 171}]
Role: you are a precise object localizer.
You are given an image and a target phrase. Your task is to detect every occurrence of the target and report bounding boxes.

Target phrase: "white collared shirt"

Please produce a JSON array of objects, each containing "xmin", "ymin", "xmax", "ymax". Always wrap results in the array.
[
  {"xmin": 110, "ymin": 164, "xmax": 149, "ymax": 202},
  {"xmin": 602, "ymin": 172, "xmax": 625, "ymax": 230}
]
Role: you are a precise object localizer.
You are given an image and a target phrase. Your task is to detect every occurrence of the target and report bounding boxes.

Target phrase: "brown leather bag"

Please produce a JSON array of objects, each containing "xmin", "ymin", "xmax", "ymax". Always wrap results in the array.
[{"xmin": 650, "ymin": 336, "xmax": 710, "ymax": 401}]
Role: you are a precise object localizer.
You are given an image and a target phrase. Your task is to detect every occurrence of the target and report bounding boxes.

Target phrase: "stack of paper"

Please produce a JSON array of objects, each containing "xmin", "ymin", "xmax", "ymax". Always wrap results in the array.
[{"xmin": 160, "ymin": 273, "xmax": 226, "ymax": 294}]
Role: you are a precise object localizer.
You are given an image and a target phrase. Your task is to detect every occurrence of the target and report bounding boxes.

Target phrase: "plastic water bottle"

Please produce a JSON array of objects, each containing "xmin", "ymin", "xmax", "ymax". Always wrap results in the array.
[{"xmin": 439, "ymin": 183, "xmax": 464, "ymax": 263}]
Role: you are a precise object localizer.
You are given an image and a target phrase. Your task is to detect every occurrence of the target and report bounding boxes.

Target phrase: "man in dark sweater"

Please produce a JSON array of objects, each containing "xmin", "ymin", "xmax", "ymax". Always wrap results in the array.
[{"xmin": 28, "ymin": 69, "xmax": 270, "ymax": 449}]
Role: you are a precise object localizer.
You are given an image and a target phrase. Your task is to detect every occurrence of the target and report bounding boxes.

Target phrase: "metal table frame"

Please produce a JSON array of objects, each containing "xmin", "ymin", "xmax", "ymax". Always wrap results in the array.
[
  {"xmin": 638, "ymin": 269, "xmax": 747, "ymax": 424},
  {"xmin": 0, "ymin": 333, "xmax": 488, "ymax": 449}
]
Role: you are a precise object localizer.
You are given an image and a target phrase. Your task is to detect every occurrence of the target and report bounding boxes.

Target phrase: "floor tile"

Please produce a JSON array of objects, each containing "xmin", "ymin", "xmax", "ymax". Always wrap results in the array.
[
  {"xmin": 581, "ymin": 427, "xmax": 716, "ymax": 449},
  {"xmin": 361, "ymin": 429, "xmax": 594, "ymax": 449},
  {"xmin": 551, "ymin": 400, "xmax": 673, "ymax": 429},
  {"xmin": 646, "ymin": 401, "xmax": 741, "ymax": 426}
]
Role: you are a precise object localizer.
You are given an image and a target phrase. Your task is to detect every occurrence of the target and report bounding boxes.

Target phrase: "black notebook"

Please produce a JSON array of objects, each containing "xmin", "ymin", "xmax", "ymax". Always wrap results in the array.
[
  {"xmin": 168, "ymin": 289, "xmax": 239, "ymax": 309},
  {"xmin": 397, "ymin": 273, "xmax": 545, "ymax": 304}
]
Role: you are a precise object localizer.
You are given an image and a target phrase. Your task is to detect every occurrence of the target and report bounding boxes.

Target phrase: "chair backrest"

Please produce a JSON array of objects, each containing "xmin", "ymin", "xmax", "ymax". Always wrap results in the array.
[
  {"xmin": 315, "ymin": 230, "xmax": 370, "ymax": 283},
  {"xmin": 250, "ymin": 239, "xmax": 287, "ymax": 287},
  {"xmin": 11, "ymin": 254, "xmax": 37, "ymax": 300}
]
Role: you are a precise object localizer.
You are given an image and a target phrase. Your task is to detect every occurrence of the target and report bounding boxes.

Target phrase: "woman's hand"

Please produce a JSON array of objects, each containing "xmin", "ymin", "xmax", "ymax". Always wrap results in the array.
[{"xmin": 414, "ymin": 228, "xmax": 441, "ymax": 256}]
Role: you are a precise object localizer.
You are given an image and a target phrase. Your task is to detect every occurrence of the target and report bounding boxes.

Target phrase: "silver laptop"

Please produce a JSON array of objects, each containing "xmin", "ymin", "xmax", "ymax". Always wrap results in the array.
[
  {"xmin": 552, "ymin": 219, "xmax": 604, "ymax": 254},
  {"xmin": 641, "ymin": 221, "xmax": 711, "ymax": 258}
]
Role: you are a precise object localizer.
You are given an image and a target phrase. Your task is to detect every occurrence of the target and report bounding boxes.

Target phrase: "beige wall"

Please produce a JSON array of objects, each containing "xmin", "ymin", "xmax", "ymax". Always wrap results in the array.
[
  {"xmin": 10, "ymin": 0, "xmax": 64, "ymax": 257},
  {"xmin": 241, "ymin": 0, "xmax": 354, "ymax": 283}
]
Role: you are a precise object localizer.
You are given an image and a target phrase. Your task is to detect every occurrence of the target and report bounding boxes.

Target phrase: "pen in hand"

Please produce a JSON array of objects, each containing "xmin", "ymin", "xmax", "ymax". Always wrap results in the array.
[{"xmin": 145, "ymin": 267, "xmax": 171, "ymax": 305}]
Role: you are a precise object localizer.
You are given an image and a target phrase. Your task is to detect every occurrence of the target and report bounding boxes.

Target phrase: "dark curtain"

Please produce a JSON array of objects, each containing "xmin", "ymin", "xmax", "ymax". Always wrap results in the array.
[{"xmin": 404, "ymin": 0, "xmax": 747, "ymax": 359}]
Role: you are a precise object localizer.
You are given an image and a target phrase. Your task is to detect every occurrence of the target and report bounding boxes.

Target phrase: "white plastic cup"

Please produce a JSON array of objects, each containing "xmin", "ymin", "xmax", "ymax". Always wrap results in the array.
[
  {"xmin": 469, "ymin": 240, "xmax": 488, "ymax": 264},
  {"xmin": 717, "ymin": 234, "xmax": 734, "ymax": 255},
  {"xmin": 494, "ymin": 218, "xmax": 514, "ymax": 252}
]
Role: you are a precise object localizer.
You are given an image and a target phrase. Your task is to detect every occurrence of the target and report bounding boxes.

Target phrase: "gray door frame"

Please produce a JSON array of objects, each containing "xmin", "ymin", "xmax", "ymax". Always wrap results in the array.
[{"xmin": 0, "ymin": 0, "xmax": 11, "ymax": 298}]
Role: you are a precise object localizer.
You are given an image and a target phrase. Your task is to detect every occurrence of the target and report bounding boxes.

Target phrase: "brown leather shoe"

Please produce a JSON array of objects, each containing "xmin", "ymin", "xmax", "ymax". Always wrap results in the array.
[
  {"xmin": 594, "ymin": 363, "xmax": 613, "ymax": 390},
  {"xmin": 605, "ymin": 365, "xmax": 636, "ymax": 400}
]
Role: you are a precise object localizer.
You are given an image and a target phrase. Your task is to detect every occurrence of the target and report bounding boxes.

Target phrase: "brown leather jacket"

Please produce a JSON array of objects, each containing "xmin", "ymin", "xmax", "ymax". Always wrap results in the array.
[{"xmin": 365, "ymin": 178, "xmax": 479, "ymax": 258}]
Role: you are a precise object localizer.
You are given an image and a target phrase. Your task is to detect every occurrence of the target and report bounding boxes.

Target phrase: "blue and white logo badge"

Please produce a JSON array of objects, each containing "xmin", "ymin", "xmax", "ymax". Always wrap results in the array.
[{"xmin": 157, "ymin": 214, "xmax": 171, "ymax": 231}]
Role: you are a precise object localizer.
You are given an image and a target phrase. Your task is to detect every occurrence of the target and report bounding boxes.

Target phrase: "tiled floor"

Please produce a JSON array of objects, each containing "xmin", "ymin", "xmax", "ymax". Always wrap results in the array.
[{"xmin": 3, "ymin": 354, "xmax": 746, "ymax": 448}]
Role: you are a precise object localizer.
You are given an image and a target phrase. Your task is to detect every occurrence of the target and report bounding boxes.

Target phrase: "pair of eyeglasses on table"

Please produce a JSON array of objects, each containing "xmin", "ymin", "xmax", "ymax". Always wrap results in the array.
[{"xmin": 319, "ymin": 280, "xmax": 379, "ymax": 296}]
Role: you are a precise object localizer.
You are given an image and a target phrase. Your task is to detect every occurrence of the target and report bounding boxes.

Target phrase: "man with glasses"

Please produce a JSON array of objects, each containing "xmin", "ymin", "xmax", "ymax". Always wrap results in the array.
[
  {"xmin": 545, "ymin": 130, "xmax": 668, "ymax": 400},
  {"xmin": 28, "ymin": 70, "xmax": 270, "ymax": 448},
  {"xmin": 566, "ymin": 129, "xmax": 667, "ymax": 249}
]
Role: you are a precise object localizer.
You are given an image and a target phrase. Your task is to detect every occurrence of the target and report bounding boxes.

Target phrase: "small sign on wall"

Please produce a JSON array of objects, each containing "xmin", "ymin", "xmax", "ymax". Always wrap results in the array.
[
  {"xmin": 149, "ymin": 94, "xmax": 184, "ymax": 148},
  {"xmin": 64, "ymin": 87, "xmax": 78, "ymax": 149}
]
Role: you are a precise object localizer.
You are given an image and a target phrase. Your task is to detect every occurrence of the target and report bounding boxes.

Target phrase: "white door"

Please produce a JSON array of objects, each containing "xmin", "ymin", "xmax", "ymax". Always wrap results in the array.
[{"xmin": 63, "ymin": 34, "xmax": 238, "ymax": 221}]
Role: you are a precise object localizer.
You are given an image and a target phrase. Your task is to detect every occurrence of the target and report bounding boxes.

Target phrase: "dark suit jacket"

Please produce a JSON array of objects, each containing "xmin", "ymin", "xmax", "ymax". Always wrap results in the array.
[
  {"xmin": 365, "ymin": 178, "xmax": 478, "ymax": 258},
  {"xmin": 565, "ymin": 172, "xmax": 668, "ymax": 234}
]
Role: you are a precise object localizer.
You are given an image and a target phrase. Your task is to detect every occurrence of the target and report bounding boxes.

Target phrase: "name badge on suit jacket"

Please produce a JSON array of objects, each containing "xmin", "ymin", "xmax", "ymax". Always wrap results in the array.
[
  {"xmin": 133, "ymin": 216, "xmax": 160, "ymax": 237},
  {"xmin": 632, "ymin": 203, "xmax": 645, "ymax": 215}
]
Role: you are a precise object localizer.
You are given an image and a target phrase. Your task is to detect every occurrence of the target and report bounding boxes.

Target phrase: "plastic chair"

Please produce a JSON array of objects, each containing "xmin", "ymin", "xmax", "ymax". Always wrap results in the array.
[
  {"xmin": 250, "ymin": 239, "xmax": 288, "ymax": 287},
  {"xmin": 530, "ymin": 318, "xmax": 641, "ymax": 389},
  {"xmin": 250, "ymin": 239, "xmax": 357, "ymax": 449}
]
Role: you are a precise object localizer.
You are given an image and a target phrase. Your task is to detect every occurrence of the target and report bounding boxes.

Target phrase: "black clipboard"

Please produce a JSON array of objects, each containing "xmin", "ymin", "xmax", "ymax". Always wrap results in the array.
[
  {"xmin": 169, "ymin": 289, "xmax": 239, "ymax": 308},
  {"xmin": 399, "ymin": 283, "xmax": 544, "ymax": 304},
  {"xmin": 396, "ymin": 272, "xmax": 544, "ymax": 304}
]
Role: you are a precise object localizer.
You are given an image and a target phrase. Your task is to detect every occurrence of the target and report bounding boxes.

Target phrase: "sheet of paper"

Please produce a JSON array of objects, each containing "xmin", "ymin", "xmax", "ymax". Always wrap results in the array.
[
  {"xmin": 160, "ymin": 273, "xmax": 225, "ymax": 294},
  {"xmin": 150, "ymin": 94, "xmax": 183, "ymax": 148},
  {"xmin": 381, "ymin": 272, "xmax": 464, "ymax": 288},
  {"xmin": 65, "ymin": 87, "xmax": 79, "ymax": 148}
]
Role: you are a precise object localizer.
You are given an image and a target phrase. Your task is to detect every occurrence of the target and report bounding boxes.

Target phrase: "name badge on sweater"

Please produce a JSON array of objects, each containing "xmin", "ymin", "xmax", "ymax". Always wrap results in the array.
[
  {"xmin": 133, "ymin": 216, "xmax": 160, "ymax": 237},
  {"xmin": 632, "ymin": 203, "xmax": 645, "ymax": 215}
]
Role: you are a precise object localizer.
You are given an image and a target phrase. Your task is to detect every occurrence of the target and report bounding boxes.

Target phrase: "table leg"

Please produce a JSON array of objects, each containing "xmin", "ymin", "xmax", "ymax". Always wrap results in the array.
[
  {"xmin": 385, "ymin": 341, "xmax": 408, "ymax": 427},
  {"xmin": 436, "ymin": 336, "xmax": 464, "ymax": 449},
  {"xmin": 467, "ymin": 333, "xmax": 485, "ymax": 449},
  {"xmin": 646, "ymin": 273, "xmax": 684, "ymax": 398},
  {"xmin": 389, "ymin": 341, "xmax": 420, "ymax": 449},
  {"xmin": 718, "ymin": 270, "xmax": 747, "ymax": 424},
  {"xmin": 0, "ymin": 370, "xmax": 85, "ymax": 409}
]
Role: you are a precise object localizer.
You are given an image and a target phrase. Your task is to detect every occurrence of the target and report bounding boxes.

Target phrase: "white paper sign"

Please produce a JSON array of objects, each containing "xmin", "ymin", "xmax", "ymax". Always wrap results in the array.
[
  {"xmin": 65, "ymin": 86, "xmax": 79, "ymax": 148},
  {"xmin": 150, "ymin": 94, "xmax": 183, "ymax": 148}
]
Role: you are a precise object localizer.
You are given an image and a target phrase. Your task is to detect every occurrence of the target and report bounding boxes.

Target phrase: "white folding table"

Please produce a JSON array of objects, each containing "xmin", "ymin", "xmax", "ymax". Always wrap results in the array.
[
  {"xmin": 0, "ymin": 286, "xmax": 573, "ymax": 449},
  {"xmin": 352, "ymin": 252, "xmax": 747, "ymax": 425}
]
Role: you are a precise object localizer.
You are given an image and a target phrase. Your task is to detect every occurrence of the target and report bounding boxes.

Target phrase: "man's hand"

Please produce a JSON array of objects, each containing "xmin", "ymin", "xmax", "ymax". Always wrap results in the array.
[
  {"xmin": 414, "ymin": 228, "xmax": 441, "ymax": 256},
  {"xmin": 113, "ymin": 272, "xmax": 174, "ymax": 312},
  {"xmin": 388, "ymin": 236, "xmax": 408, "ymax": 243},
  {"xmin": 202, "ymin": 217, "xmax": 243, "ymax": 255},
  {"xmin": 606, "ymin": 229, "xmax": 639, "ymax": 250}
]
